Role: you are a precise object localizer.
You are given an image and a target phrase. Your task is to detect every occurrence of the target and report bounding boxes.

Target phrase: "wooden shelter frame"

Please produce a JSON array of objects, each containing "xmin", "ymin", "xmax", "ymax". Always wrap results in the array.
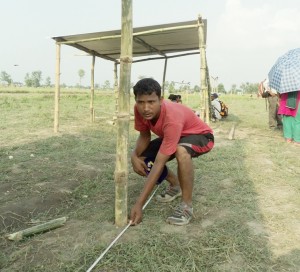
[
  {"xmin": 52, "ymin": 14, "xmax": 211, "ymax": 226},
  {"xmin": 52, "ymin": 15, "xmax": 211, "ymax": 133}
]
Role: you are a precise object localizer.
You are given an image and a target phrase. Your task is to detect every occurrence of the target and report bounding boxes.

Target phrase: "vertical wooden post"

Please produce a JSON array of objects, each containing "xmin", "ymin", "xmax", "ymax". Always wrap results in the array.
[
  {"xmin": 114, "ymin": 62, "xmax": 119, "ymax": 117},
  {"xmin": 54, "ymin": 43, "xmax": 61, "ymax": 133},
  {"xmin": 90, "ymin": 55, "xmax": 95, "ymax": 122},
  {"xmin": 206, "ymin": 67, "xmax": 213, "ymax": 120},
  {"xmin": 162, "ymin": 58, "xmax": 168, "ymax": 97},
  {"xmin": 114, "ymin": 0, "xmax": 133, "ymax": 227},
  {"xmin": 198, "ymin": 15, "xmax": 210, "ymax": 124}
]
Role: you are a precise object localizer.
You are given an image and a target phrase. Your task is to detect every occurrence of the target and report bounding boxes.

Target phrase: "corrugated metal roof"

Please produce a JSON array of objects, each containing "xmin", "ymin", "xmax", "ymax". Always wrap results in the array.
[{"xmin": 52, "ymin": 19, "xmax": 207, "ymax": 62}]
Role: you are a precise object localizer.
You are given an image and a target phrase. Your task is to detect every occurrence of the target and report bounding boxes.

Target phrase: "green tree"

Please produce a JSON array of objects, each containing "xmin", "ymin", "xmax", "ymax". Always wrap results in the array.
[
  {"xmin": 45, "ymin": 76, "xmax": 51, "ymax": 87},
  {"xmin": 168, "ymin": 81, "xmax": 176, "ymax": 93},
  {"xmin": 102, "ymin": 80, "xmax": 111, "ymax": 90},
  {"xmin": 239, "ymin": 82, "xmax": 259, "ymax": 94},
  {"xmin": 0, "ymin": 71, "xmax": 12, "ymax": 85},
  {"xmin": 193, "ymin": 85, "xmax": 200, "ymax": 92},
  {"xmin": 78, "ymin": 69, "xmax": 85, "ymax": 87},
  {"xmin": 24, "ymin": 71, "xmax": 42, "ymax": 87},
  {"xmin": 230, "ymin": 84, "xmax": 237, "ymax": 94},
  {"xmin": 32, "ymin": 71, "xmax": 42, "ymax": 87},
  {"xmin": 24, "ymin": 73, "xmax": 33, "ymax": 87},
  {"xmin": 217, "ymin": 83, "xmax": 226, "ymax": 93}
]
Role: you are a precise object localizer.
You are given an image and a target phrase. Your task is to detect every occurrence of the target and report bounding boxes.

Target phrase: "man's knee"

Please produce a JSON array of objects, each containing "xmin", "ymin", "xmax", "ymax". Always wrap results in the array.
[{"xmin": 175, "ymin": 146, "xmax": 191, "ymax": 162}]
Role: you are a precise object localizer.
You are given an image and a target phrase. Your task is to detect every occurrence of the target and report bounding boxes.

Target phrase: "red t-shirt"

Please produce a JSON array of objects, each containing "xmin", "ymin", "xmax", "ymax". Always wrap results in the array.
[{"xmin": 134, "ymin": 100, "xmax": 213, "ymax": 155}]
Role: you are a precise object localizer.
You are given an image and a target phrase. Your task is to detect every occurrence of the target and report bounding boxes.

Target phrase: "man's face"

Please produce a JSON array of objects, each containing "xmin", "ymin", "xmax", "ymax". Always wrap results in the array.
[{"xmin": 135, "ymin": 92, "xmax": 162, "ymax": 120}]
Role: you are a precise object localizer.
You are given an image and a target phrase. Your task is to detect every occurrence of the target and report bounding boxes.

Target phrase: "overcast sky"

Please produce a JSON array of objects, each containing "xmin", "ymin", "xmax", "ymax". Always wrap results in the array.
[{"xmin": 1, "ymin": 0, "xmax": 300, "ymax": 90}]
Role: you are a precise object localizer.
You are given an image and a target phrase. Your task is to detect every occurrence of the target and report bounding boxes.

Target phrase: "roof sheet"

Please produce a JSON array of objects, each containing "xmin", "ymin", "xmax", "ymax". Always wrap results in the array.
[{"xmin": 52, "ymin": 19, "xmax": 207, "ymax": 62}]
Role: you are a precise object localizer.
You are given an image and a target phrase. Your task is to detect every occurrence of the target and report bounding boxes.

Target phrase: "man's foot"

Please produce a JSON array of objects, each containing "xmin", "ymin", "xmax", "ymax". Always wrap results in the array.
[
  {"xmin": 166, "ymin": 202, "xmax": 194, "ymax": 226},
  {"xmin": 156, "ymin": 185, "xmax": 182, "ymax": 203}
]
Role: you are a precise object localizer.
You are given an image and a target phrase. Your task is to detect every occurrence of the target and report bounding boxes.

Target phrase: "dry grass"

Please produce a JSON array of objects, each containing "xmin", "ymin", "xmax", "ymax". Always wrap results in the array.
[{"xmin": 0, "ymin": 87, "xmax": 299, "ymax": 271}]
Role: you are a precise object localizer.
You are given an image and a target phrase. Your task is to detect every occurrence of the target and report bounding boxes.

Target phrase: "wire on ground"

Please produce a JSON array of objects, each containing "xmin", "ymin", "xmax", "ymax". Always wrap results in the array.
[{"xmin": 86, "ymin": 185, "xmax": 160, "ymax": 272}]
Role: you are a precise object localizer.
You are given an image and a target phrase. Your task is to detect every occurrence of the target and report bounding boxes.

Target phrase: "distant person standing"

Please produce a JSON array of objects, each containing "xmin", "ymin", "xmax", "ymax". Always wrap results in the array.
[
  {"xmin": 258, "ymin": 78, "xmax": 282, "ymax": 130},
  {"xmin": 278, "ymin": 91, "xmax": 300, "ymax": 145}
]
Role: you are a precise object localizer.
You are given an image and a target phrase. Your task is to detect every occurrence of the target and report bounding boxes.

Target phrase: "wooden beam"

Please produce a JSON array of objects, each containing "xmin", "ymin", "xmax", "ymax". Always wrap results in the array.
[
  {"xmin": 133, "ymin": 36, "xmax": 166, "ymax": 57},
  {"xmin": 198, "ymin": 15, "xmax": 209, "ymax": 124},
  {"xmin": 114, "ymin": 62, "xmax": 119, "ymax": 116},
  {"xmin": 90, "ymin": 55, "xmax": 95, "ymax": 122},
  {"xmin": 162, "ymin": 58, "xmax": 168, "ymax": 97},
  {"xmin": 114, "ymin": 0, "xmax": 133, "ymax": 227},
  {"xmin": 54, "ymin": 43, "xmax": 61, "ymax": 133},
  {"xmin": 132, "ymin": 51, "xmax": 199, "ymax": 63},
  {"xmin": 56, "ymin": 23, "xmax": 199, "ymax": 45}
]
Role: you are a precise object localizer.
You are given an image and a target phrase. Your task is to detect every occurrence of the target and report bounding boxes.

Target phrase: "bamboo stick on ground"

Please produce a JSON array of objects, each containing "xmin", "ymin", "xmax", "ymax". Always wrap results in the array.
[
  {"xmin": 6, "ymin": 217, "xmax": 67, "ymax": 241},
  {"xmin": 228, "ymin": 124, "xmax": 236, "ymax": 140}
]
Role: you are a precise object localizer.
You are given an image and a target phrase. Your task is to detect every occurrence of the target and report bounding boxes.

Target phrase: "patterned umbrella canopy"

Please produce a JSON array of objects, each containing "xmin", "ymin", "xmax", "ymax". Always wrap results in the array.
[{"xmin": 268, "ymin": 48, "xmax": 300, "ymax": 93}]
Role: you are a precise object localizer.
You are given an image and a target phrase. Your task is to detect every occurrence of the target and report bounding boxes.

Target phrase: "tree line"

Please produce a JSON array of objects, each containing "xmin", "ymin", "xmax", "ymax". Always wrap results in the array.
[
  {"xmin": 1, "ymin": 69, "xmax": 259, "ymax": 94},
  {"xmin": 0, "ymin": 70, "xmax": 51, "ymax": 88}
]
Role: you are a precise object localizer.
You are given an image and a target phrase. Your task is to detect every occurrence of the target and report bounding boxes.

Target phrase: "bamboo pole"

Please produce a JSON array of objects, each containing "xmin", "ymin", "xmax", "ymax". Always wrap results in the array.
[
  {"xmin": 228, "ymin": 124, "xmax": 236, "ymax": 140},
  {"xmin": 114, "ymin": 62, "xmax": 119, "ymax": 117},
  {"xmin": 114, "ymin": 0, "xmax": 133, "ymax": 227},
  {"xmin": 132, "ymin": 51, "xmax": 199, "ymax": 63},
  {"xmin": 54, "ymin": 43, "xmax": 61, "ymax": 133},
  {"xmin": 90, "ymin": 55, "xmax": 95, "ymax": 122},
  {"xmin": 198, "ymin": 15, "xmax": 209, "ymax": 124},
  {"xmin": 162, "ymin": 58, "xmax": 168, "ymax": 97},
  {"xmin": 6, "ymin": 217, "xmax": 67, "ymax": 241},
  {"xmin": 206, "ymin": 66, "xmax": 213, "ymax": 120}
]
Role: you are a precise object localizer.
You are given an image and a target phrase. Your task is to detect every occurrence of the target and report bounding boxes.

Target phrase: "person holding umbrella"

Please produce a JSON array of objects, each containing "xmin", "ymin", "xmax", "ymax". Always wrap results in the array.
[{"xmin": 268, "ymin": 48, "xmax": 300, "ymax": 145}]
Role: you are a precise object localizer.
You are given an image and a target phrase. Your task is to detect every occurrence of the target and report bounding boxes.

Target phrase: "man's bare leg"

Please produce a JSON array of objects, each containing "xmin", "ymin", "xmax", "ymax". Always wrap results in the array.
[
  {"xmin": 176, "ymin": 146, "xmax": 194, "ymax": 206},
  {"xmin": 165, "ymin": 168, "xmax": 180, "ymax": 187}
]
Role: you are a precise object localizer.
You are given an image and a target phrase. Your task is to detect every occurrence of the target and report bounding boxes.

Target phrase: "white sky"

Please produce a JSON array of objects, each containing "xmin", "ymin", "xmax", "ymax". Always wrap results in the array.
[{"xmin": 1, "ymin": 0, "xmax": 300, "ymax": 90}]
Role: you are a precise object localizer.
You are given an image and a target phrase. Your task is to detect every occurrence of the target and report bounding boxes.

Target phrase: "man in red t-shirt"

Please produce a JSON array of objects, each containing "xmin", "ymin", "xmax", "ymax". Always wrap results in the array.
[{"xmin": 130, "ymin": 78, "xmax": 214, "ymax": 226}]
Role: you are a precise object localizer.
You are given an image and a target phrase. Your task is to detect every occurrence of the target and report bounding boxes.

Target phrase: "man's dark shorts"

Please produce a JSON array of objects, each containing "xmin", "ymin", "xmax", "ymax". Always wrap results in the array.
[{"xmin": 141, "ymin": 133, "xmax": 214, "ymax": 160}]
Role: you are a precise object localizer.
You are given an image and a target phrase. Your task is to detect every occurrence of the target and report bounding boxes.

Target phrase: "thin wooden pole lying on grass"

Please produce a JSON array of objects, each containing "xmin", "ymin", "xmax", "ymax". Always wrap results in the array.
[
  {"xmin": 6, "ymin": 217, "xmax": 67, "ymax": 241},
  {"xmin": 86, "ymin": 185, "xmax": 160, "ymax": 272}
]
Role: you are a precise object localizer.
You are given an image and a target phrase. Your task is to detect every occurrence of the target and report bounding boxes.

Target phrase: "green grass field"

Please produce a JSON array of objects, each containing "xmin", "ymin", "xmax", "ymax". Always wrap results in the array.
[{"xmin": 0, "ymin": 87, "xmax": 299, "ymax": 271}]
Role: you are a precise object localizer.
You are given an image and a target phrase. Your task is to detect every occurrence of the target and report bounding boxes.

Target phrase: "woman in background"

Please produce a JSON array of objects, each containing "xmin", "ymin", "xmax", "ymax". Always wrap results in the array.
[{"xmin": 278, "ymin": 91, "xmax": 300, "ymax": 145}]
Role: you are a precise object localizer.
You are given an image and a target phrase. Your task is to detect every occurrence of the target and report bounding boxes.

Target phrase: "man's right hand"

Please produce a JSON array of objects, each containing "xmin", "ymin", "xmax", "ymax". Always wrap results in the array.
[
  {"xmin": 130, "ymin": 203, "xmax": 143, "ymax": 225},
  {"xmin": 131, "ymin": 155, "xmax": 147, "ymax": 176}
]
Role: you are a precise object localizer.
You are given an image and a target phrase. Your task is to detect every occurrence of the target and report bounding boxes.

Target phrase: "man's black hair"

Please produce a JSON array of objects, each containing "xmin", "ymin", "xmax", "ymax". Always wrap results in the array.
[{"xmin": 133, "ymin": 78, "xmax": 161, "ymax": 97}]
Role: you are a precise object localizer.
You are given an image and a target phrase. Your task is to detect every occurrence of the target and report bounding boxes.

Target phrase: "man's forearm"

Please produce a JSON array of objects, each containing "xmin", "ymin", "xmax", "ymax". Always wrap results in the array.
[{"xmin": 133, "ymin": 133, "xmax": 151, "ymax": 157}]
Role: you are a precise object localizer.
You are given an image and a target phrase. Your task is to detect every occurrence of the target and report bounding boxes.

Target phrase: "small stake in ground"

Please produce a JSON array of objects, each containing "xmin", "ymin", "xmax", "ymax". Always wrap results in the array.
[{"xmin": 228, "ymin": 124, "xmax": 236, "ymax": 140}]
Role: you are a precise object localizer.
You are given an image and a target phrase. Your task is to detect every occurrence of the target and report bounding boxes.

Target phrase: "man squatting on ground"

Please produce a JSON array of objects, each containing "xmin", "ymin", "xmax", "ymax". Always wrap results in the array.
[{"xmin": 130, "ymin": 78, "xmax": 214, "ymax": 226}]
